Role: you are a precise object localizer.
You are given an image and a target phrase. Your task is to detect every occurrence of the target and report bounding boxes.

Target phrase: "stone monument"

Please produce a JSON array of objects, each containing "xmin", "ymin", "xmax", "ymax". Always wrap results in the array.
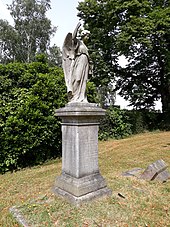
[{"xmin": 53, "ymin": 23, "xmax": 111, "ymax": 205}]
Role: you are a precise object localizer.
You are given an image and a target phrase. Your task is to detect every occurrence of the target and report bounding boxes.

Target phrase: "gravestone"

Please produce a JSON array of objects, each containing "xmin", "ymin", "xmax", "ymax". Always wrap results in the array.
[
  {"xmin": 53, "ymin": 103, "xmax": 111, "ymax": 205},
  {"xmin": 155, "ymin": 169, "xmax": 170, "ymax": 182},
  {"xmin": 140, "ymin": 159, "xmax": 170, "ymax": 182}
]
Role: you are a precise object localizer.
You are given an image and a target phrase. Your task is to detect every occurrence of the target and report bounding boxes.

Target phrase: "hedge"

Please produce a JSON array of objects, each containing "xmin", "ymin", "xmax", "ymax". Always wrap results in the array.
[
  {"xmin": 0, "ymin": 60, "xmax": 98, "ymax": 173},
  {"xmin": 0, "ymin": 62, "xmax": 67, "ymax": 173},
  {"xmin": 99, "ymin": 106, "xmax": 163, "ymax": 140}
]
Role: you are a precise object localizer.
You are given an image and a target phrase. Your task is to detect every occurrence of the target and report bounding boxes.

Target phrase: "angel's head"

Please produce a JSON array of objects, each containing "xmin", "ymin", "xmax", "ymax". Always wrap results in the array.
[
  {"xmin": 81, "ymin": 29, "xmax": 90, "ymax": 36},
  {"xmin": 80, "ymin": 30, "xmax": 90, "ymax": 38},
  {"xmin": 80, "ymin": 29, "xmax": 90, "ymax": 43}
]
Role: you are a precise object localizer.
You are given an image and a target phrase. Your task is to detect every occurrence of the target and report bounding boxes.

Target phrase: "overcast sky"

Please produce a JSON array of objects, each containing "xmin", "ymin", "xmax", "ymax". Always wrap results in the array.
[{"xmin": 0, "ymin": 0, "xmax": 162, "ymax": 110}]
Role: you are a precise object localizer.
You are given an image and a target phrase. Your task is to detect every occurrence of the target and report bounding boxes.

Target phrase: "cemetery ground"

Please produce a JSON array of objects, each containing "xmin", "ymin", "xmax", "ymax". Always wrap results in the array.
[{"xmin": 0, "ymin": 131, "xmax": 170, "ymax": 227}]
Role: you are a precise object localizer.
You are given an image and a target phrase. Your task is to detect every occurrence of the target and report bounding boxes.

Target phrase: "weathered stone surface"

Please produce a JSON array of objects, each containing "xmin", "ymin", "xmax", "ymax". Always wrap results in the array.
[
  {"xmin": 140, "ymin": 159, "xmax": 168, "ymax": 181},
  {"xmin": 53, "ymin": 187, "xmax": 112, "ymax": 206},
  {"xmin": 154, "ymin": 169, "xmax": 170, "ymax": 182},
  {"xmin": 55, "ymin": 102, "xmax": 105, "ymax": 117},
  {"xmin": 62, "ymin": 23, "xmax": 91, "ymax": 103},
  {"xmin": 54, "ymin": 172, "xmax": 107, "ymax": 197},
  {"xmin": 122, "ymin": 168, "xmax": 144, "ymax": 177},
  {"xmin": 10, "ymin": 207, "xmax": 29, "ymax": 227},
  {"xmin": 53, "ymin": 103, "xmax": 111, "ymax": 204},
  {"xmin": 55, "ymin": 103, "xmax": 105, "ymax": 179}
]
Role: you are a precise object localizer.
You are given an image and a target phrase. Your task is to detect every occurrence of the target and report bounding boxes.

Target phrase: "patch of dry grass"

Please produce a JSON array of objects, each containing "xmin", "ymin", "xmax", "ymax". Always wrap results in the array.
[{"xmin": 0, "ymin": 131, "xmax": 170, "ymax": 226}]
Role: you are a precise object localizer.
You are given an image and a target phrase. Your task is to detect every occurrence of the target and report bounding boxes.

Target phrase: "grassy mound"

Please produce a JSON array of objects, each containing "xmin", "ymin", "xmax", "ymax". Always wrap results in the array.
[{"xmin": 0, "ymin": 131, "xmax": 170, "ymax": 226}]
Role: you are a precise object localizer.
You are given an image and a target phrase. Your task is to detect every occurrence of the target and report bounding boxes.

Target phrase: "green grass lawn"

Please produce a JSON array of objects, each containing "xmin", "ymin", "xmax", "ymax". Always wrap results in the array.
[{"xmin": 0, "ymin": 131, "xmax": 170, "ymax": 226}]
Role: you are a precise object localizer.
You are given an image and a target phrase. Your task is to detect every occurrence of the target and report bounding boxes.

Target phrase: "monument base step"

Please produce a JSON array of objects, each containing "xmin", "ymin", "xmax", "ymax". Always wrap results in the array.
[
  {"xmin": 52, "ymin": 186, "xmax": 112, "ymax": 206},
  {"xmin": 54, "ymin": 172, "xmax": 109, "ymax": 197}
]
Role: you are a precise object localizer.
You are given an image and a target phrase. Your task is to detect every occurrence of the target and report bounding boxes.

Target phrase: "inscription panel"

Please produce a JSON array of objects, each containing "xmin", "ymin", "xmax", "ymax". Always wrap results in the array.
[{"xmin": 61, "ymin": 124, "xmax": 99, "ymax": 178}]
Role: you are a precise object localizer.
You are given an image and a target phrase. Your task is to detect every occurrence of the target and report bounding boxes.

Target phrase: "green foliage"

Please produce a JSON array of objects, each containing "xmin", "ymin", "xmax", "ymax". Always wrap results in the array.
[
  {"xmin": 116, "ymin": 0, "xmax": 170, "ymax": 112},
  {"xmin": 99, "ymin": 107, "xmax": 132, "ymax": 140},
  {"xmin": 77, "ymin": 0, "xmax": 118, "ymax": 107},
  {"xmin": 0, "ymin": 60, "xmax": 98, "ymax": 173},
  {"xmin": 99, "ymin": 107, "xmax": 163, "ymax": 140},
  {"xmin": 47, "ymin": 45, "xmax": 62, "ymax": 67},
  {"xmin": 0, "ymin": 0, "xmax": 59, "ymax": 64},
  {"xmin": 127, "ymin": 110, "xmax": 162, "ymax": 134},
  {"xmin": 86, "ymin": 81, "xmax": 99, "ymax": 103},
  {"xmin": 0, "ymin": 19, "xmax": 19, "ymax": 63},
  {"xmin": 0, "ymin": 62, "xmax": 67, "ymax": 173},
  {"xmin": 77, "ymin": 0, "xmax": 170, "ymax": 119}
]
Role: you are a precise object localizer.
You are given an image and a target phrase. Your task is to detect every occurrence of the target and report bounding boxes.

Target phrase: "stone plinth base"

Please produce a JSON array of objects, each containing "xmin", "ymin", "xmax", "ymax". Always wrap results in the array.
[
  {"xmin": 53, "ymin": 186, "xmax": 112, "ymax": 206},
  {"xmin": 53, "ymin": 103, "xmax": 111, "ymax": 205}
]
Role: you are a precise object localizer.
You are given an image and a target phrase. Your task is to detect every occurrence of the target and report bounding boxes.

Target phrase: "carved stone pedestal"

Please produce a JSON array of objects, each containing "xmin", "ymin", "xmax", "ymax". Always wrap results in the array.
[{"xmin": 53, "ymin": 103, "xmax": 111, "ymax": 206}]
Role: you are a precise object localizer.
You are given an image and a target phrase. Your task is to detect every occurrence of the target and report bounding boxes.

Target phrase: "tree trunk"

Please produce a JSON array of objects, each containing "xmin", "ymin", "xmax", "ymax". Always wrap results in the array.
[
  {"xmin": 157, "ymin": 46, "xmax": 170, "ymax": 129},
  {"xmin": 161, "ymin": 82, "xmax": 170, "ymax": 129}
]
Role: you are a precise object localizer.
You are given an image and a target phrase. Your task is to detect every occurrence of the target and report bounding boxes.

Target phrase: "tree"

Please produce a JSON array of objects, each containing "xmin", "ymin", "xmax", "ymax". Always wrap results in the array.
[
  {"xmin": 0, "ymin": 19, "xmax": 19, "ymax": 63},
  {"xmin": 47, "ymin": 44, "xmax": 62, "ymax": 67},
  {"xmin": 0, "ymin": 0, "xmax": 59, "ymax": 63},
  {"xmin": 77, "ymin": 0, "xmax": 170, "ymax": 121},
  {"xmin": 115, "ymin": 0, "xmax": 170, "ymax": 115},
  {"xmin": 77, "ymin": 0, "xmax": 120, "ymax": 104}
]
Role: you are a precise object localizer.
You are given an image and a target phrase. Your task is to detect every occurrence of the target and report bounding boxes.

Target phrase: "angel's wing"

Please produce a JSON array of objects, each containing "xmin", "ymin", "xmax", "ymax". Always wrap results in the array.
[
  {"xmin": 62, "ymin": 23, "xmax": 82, "ymax": 92},
  {"xmin": 62, "ymin": 32, "xmax": 72, "ymax": 91}
]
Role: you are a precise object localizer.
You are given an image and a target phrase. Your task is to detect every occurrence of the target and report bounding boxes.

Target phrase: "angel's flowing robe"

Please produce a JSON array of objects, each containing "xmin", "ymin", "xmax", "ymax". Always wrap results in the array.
[{"xmin": 69, "ymin": 40, "xmax": 89, "ymax": 102}]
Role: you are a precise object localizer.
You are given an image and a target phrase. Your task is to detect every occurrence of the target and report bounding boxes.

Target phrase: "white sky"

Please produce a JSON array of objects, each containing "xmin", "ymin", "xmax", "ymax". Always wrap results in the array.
[{"xmin": 0, "ymin": 0, "xmax": 162, "ymax": 110}]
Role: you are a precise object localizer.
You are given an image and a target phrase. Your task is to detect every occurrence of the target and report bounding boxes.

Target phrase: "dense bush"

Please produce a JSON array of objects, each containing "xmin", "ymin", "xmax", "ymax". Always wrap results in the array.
[
  {"xmin": 99, "ymin": 107, "xmax": 132, "ymax": 140},
  {"xmin": 0, "ymin": 60, "xmax": 98, "ymax": 173},
  {"xmin": 0, "ymin": 62, "xmax": 67, "ymax": 173},
  {"xmin": 99, "ymin": 107, "xmax": 162, "ymax": 141},
  {"xmin": 127, "ymin": 109, "xmax": 162, "ymax": 134}
]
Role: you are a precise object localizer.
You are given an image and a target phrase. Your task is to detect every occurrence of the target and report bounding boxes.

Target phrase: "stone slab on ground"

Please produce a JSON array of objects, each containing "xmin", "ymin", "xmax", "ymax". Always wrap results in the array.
[
  {"xmin": 140, "ymin": 159, "xmax": 168, "ymax": 181},
  {"xmin": 122, "ymin": 160, "xmax": 170, "ymax": 183},
  {"xmin": 154, "ymin": 169, "xmax": 170, "ymax": 182},
  {"xmin": 122, "ymin": 168, "xmax": 144, "ymax": 177},
  {"xmin": 9, "ymin": 206, "xmax": 29, "ymax": 227}
]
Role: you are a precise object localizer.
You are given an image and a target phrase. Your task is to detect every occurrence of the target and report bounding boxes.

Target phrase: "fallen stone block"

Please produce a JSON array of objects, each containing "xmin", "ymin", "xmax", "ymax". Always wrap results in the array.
[
  {"xmin": 122, "ymin": 160, "xmax": 170, "ymax": 183},
  {"xmin": 140, "ymin": 159, "xmax": 169, "ymax": 181},
  {"xmin": 122, "ymin": 168, "xmax": 144, "ymax": 177},
  {"xmin": 154, "ymin": 169, "xmax": 170, "ymax": 183}
]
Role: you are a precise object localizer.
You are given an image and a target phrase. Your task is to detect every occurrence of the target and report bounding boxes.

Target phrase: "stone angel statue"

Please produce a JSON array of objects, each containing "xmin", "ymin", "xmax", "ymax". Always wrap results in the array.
[{"xmin": 62, "ymin": 22, "xmax": 91, "ymax": 103}]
